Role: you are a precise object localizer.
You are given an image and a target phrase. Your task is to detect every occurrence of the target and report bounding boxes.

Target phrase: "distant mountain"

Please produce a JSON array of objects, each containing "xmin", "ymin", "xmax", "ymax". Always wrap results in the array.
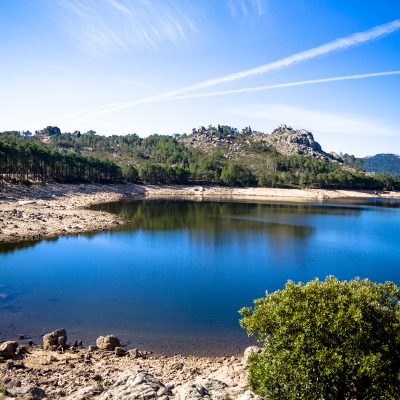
[{"xmin": 363, "ymin": 154, "xmax": 400, "ymax": 177}]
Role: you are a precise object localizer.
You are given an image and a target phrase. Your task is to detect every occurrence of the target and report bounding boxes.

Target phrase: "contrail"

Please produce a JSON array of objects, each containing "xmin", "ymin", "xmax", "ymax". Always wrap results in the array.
[
  {"xmin": 61, "ymin": 19, "xmax": 400, "ymax": 123},
  {"xmin": 154, "ymin": 19, "xmax": 400, "ymax": 98},
  {"xmin": 157, "ymin": 71, "xmax": 400, "ymax": 101},
  {"xmin": 64, "ymin": 70, "xmax": 400, "ymax": 123}
]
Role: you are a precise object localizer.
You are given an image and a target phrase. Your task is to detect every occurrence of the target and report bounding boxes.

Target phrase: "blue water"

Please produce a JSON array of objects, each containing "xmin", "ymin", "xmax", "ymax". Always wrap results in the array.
[{"xmin": 0, "ymin": 198, "xmax": 399, "ymax": 355}]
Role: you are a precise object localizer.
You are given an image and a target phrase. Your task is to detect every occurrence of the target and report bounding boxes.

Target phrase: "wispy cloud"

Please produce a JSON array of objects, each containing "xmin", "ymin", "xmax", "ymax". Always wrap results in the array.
[
  {"xmin": 227, "ymin": 0, "xmax": 265, "ymax": 19},
  {"xmin": 59, "ymin": 18, "xmax": 400, "ymax": 122},
  {"xmin": 231, "ymin": 103, "xmax": 399, "ymax": 137},
  {"xmin": 58, "ymin": 0, "xmax": 197, "ymax": 54}
]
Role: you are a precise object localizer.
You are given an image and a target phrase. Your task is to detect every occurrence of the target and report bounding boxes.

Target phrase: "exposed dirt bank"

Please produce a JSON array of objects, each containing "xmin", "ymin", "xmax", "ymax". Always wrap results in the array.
[{"xmin": 1, "ymin": 183, "xmax": 399, "ymax": 244}]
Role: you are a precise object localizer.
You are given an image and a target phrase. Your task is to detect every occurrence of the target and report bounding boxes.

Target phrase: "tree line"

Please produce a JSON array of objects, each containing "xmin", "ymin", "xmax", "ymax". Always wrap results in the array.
[
  {"xmin": 1, "ymin": 129, "xmax": 400, "ymax": 190},
  {"xmin": 0, "ymin": 134, "xmax": 135, "ymax": 183}
]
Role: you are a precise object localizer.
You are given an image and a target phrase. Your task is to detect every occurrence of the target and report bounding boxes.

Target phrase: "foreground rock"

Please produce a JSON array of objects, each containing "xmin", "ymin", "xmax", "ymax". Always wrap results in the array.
[
  {"xmin": 98, "ymin": 372, "xmax": 167, "ymax": 399},
  {"xmin": 42, "ymin": 328, "xmax": 67, "ymax": 350},
  {"xmin": 0, "ymin": 341, "xmax": 18, "ymax": 359},
  {"xmin": 96, "ymin": 335, "xmax": 121, "ymax": 351},
  {"xmin": 0, "ymin": 344, "xmax": 263, "ymax": 399},
  {"xmin": 98, "ymin": 371, "xmax": 264, "ymax": 400}
]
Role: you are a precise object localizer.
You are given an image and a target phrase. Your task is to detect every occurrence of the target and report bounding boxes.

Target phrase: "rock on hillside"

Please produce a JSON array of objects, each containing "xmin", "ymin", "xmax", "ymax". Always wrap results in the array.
[
  {"xmin": 180, "ymin": 124, "xmax": 341, "ymax": 162},
  {"xmin": 261, "ymin": 125, "xmax": 340, "ymax": 161}
]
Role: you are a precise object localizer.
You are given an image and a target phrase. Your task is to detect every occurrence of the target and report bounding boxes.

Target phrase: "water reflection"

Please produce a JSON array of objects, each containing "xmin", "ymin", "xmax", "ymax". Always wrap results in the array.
[{"xmin": 1, "ymin": 197, "xmax": 399, "ymax": 355}]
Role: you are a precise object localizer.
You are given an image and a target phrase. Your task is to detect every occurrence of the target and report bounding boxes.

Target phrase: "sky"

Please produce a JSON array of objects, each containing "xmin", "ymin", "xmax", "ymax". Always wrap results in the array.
[{"xmin": 1, "ymin": 0, "xmax": 400, "ymax": 156}]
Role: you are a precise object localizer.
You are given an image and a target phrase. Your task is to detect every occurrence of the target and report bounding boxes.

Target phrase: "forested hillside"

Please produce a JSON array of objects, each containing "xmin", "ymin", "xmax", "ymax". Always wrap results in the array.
[
  {"xmin": 1, "ymin": 126, "xmax": 399, "ymax": 190},
  {"xmin": 0, "ymin": 133, "xmax": 136, "ymax": 183},
  {"xmin": 363, "ymin": 154, "xmax": 400, "ymax": 177}
]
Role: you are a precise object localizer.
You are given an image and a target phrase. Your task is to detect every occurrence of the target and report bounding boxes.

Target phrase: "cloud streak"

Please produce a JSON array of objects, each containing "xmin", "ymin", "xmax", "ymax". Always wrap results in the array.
[
  {"xmin": 151, "ymin": 71, "xmax": 400, "ymax": 101},
  {"xmin": 60, "ymin": 70, "xmax": 400, "ymax": 124},
  {"xmin": 58, "ymin": 19, "xmax": 400, "ymax": 123},
  {"xmin": 154, "ymin": 18, "xmax": 400, "ymax": 98}
]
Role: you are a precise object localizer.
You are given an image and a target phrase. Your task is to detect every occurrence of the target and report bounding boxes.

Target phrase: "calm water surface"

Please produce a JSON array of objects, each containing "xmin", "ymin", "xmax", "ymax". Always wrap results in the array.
[{"xmin": 0, "ymin": 198, "xmax": 399, "ymax": 355}]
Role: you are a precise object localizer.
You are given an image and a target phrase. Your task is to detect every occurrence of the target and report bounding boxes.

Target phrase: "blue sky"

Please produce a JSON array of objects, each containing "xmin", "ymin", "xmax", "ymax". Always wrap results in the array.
[{"xmin": 0, "ymin": 0, "xmax": 399, "ymax": 156}]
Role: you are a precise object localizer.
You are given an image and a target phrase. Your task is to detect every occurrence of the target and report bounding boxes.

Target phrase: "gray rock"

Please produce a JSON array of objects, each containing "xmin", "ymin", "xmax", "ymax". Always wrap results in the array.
[
  {"xmin": 98, "ymin": 372, "xmax": 164, "ymax": 399},
  {"xmin": 115, "ymin": 346, "xmax": 125, "ymax": 356},
  {"xmin": 66, "ymin": 384, "xmax": 103, "ymax": 400},
  {"xmin": 96, "ymin": 335, "xmax": 121, "ymax": 351},
  {"xmin": 9, "ymin": 386, "xmax": 46, "ymax": 399},
  {"xmin": 176, "ymin": 378, "xmax": 231, "ymax": 399},
  {"xmin": 0, "ymin": 341, "xmax": 18, "ymax": 359},
  {"xmin": 127, "ymin": 348, "xmax": 139, "ymax": 358},
  {"xmin": 243, "ymin": 346, "xmax": 261, "ymax": 364},
  {"xmin": 262, "ymin": 125, "xmax": 334, "ymax": 161},
  {"xmin": 42, "ymin": 328, "xmax": 67, "ymax": 350}
]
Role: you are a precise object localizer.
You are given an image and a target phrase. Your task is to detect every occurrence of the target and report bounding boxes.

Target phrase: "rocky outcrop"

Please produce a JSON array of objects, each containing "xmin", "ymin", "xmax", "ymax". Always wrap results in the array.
[
  {"xmin": 96, "ymin": 335, "xmax": 121, "ymax": 351},
  {"xmin": 98, "ymin": 371, "xmax": 263, "ymax": 400},
  {"xmin": 98, "ymin": 372, "xmax": 168, "ymax": 399},
  {"xmin": 0, "ymin": 341, "xmax": 18, "ymax": 359},
  {"xmin": 260, "ymin": 125, "xmax": 339, "ymax": 161},
  {"xmin": 180, "ymin": 124, "xmax": 341, "ymax": 162},
  {"xmin": 42, "ymin": 328, "xmax": 67, "ymax": 350}
]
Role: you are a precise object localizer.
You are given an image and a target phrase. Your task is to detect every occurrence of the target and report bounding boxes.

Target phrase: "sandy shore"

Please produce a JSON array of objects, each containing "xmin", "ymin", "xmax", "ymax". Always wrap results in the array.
[{"xmin": 1, "ymin": 183, "xmax": 399, "ymax": 244}]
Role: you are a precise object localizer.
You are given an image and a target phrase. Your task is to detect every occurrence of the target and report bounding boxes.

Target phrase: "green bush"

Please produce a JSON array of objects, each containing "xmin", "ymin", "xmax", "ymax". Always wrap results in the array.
[{"xmin": 239, "ymin": 276, "xmax": 400, "ymax": 399}]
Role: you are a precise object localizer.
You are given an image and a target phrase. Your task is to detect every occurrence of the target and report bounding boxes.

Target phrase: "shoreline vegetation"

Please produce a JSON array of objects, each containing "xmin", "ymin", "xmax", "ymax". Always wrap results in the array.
[{"xmin": 1, "ymin": 182, "xmax": 399, "ymax": 244}]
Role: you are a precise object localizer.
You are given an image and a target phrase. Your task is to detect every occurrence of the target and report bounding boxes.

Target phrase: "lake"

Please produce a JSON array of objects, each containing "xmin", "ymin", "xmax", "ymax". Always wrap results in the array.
[{"xmin": 0, "ymin": 198, "xmax": 399, "ymax": 355}]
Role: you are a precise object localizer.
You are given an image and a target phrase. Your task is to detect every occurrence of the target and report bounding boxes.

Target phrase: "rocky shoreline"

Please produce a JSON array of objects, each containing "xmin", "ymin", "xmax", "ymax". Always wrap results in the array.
[
  {"xmin": 1, "ymin": 182, "xmax": 399, "ymax": 245},
  {"xmin": 0, "ymin": 330, "xmax": 262, "ymax": 400}
]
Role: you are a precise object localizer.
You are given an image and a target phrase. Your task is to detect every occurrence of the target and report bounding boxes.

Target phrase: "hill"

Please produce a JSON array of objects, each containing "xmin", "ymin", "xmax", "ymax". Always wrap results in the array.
[
  {"xmin": 1, "ymin": 125, "xmax": 399, "ymax": 190},
  {"xmin": 363, "ymin": 153, "xmax": 400, "ymax": 177}
]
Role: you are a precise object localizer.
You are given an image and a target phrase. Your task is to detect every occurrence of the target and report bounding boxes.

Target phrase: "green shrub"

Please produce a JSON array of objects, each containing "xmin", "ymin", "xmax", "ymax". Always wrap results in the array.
[{"xmin": 239, "ymin": 276, "xmax": 400, "ymax": 399}]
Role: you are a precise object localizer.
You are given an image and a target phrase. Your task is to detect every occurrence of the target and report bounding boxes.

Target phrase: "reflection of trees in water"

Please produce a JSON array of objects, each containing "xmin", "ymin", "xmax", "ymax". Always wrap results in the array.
[
  {"xmin": 95, "ymin": 200, "xmax": 316, "ymax": 244},
  {"xmin": 0, "ymin": 237, "xmax": 59, "ymax": 254}
]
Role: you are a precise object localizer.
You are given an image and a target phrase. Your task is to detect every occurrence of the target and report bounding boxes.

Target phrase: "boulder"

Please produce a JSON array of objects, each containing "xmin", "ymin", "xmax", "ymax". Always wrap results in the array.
[
  {"xmin": 65, "ymin": 385, "xmax": 103, "ymax": 400},
  {"xmin": 209, "ymin": 361, "xmax": 247, "ymax": 388},
  {"xmin": 114, "ymin": 347, "xmax": 125, "ymax": 356},
  {"xmin": 0, "ymin": 341, "xmax": 18, "ymax": 359},
  {"xmin": 175, "ymin": 378, "xmax": 228, "ymax": 399},
  {"xmin": 96, "ymin": 335, "xmax": 121, "ymax": 351},
  {"xmin": 9, "ymin": 386, "xmax": 46, "ymax": 399},
  {"xmin": 98, "ymin": 372, "xmax": 165, "ymax": 399},
  {"xmin": 42, "ymin": 328, "xmax": 67, "ymax": 350},
  {"xmin": 243, "ymin": 346, "xmax": 261, "ymax": 364},
  {"xmin": 127, "ymin": 348, "xmax": 139, "ymax": 358}
]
